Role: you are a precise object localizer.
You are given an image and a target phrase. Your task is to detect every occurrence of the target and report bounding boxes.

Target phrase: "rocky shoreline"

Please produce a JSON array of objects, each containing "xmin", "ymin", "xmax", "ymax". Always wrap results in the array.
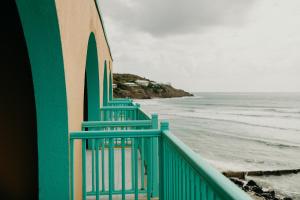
[
  {"xmin": 229, "ymin": 178, "xmax": 292, "ymax": 200},
  {"xmin": 113, "ymin": 73, "xmax": 193, "ymax": 99},
  {"xmin": 223, "ymin": 170, "xmax": 300, "ymax": 200}
]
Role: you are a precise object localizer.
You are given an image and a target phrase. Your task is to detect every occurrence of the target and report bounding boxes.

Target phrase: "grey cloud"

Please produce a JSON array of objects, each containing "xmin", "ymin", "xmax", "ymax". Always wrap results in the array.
[{"xmin": 100, "ymin": 0, "xmax": 256, "ymax": 36}]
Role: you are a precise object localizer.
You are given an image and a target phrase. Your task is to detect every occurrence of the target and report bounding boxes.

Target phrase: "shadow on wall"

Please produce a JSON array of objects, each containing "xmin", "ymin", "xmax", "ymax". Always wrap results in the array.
[{"xmin": 0, "ymin": 1, "xmax": 38, "ymax": 199}]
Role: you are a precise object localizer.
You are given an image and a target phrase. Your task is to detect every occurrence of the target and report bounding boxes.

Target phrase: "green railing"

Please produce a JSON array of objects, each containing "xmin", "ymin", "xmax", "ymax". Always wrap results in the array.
[
  {"xmin": 159, "ymin": 121, "xmax": 252, "ymax": 200},
  {"xmin": 108, "ymin": 99, "xmax": 134, "ymax": 107},
  {"xmin": 100, "ymin": 105, "xmax": 140, "ymax": 121},
  {"xmin": 77, "ymin": 112, "xmax": 159, "ymax": 199},
  {"xmin": 70, "ymin": 98, "xmax": 252, "ymax": 200},
  {"xmin": 70, "ymin": 129, "xmax": 160, "ymax": 200}
]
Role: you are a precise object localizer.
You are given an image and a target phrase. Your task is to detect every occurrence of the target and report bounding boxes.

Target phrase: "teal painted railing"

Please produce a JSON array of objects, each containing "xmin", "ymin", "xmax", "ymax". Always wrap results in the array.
[
  {"xmin": 70, "ymin": 98, "xmax": 252, "ymax": 200},
  {"xmin": 99, "ymin": 104, "xmax": 140, "ymax": 121},
  {"xmin": 108, "ymin": 99, "xmax": 134, "ymax": 107},
  {"xmin": 77, "ymin": 112, "xmax": 159, "ymax": 199},
  {"xmin": 70, "ymin": 129, "xmax": 160, "ymax": 200},
  {"xmin": 159, "ymin": 121, "xmax": 252, "ymax": 200}
]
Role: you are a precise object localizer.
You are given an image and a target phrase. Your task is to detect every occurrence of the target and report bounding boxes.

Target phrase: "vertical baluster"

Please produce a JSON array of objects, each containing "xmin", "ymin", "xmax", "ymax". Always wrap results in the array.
[
  {"xmin": 208, "ymin": 186, "xmax": 215, "ymax": 200},
  {"xmin": 131, "ymin": 137, "xmax": 135, "ymax": 191},
  {"xmin": 168, "ymin": 146, "xmax": 171, "ymax": 200},
  {"xmin": 133, "ymin": 108, "xmax": 136, "ymax": 120},
  {"xmin": 147, "ymin": 138, "xmax": 152, "ymax": 200},
  {"xmin": 91, "ymin": 139, "xmax": 95, "ymax": 193},
  {"xmin": 172, "ymin": 150, "xmax": 175, "ymax": 200},
  {"xmin": 95, "ymin": 139, "xmax": 100, "ymax": 200},
  {"xmin": 108, "ymin": 138, "xmax": 114, "ymax": 200},
  {"xmin": 187, "ymin": 166, "xmax": 191, "ymax": 200},
  {"xmin": 158, "ymin": 135, "xmax": 164, "ymax": 200},
  {"xmin": 134, "ymin": 138, "xmax": 139, "ymax": 200},
  {"xmin": 175, "ymin": 154, "xmax": 179, "ymax": 200},
  {"xmin": 201, "ymin": 181, "xmax": 207, "ymax": 200},
  {"xmin": 178, "ymin": 158, "xmax": 182, "ymax": 200},
  {"xmin": 191, "ymin": 170, "xmax": 195, "ymax": 200},
  {"xmin": 165, "ymin": 146, "xmax": 168, "ymax": 200},
  {"xmin": 112, "ymin": 140, "xmax": 115, "ymax": 192},
  {"xmin": 82, "ymin": 139, "xmax": 87, "ymax": 200},
  {"xmin": 169, "ymin": 149, "xmax": 174, "ymax": 200},
  {"xmin": 195, "ymin": 176, "xmax": 200, "ymax": 200},
  {"xmin": 140, "ymin": 138, "xmax": 145, "ymax": 190},
  {"xmin": 151, "ymin": 114, "xmax": 159, "ymax": 197},
  {"xmin": 70, "ymin": 139, "xmax": 74, "ymax": 200},
  {"xmin": 110, "ymin": 109, "xmax": 112, "ymax": 121},
  {"xmin": 101, "ymin": 139, "xmax": 105, "ymax": 192},
  {"xmin": 121, "ymin": 138, "xmax": 126, "ymax": 200},
  {"xmin": 171, "ymin": 149, "xmax": 174, "ymax": 200},
  {"xmin": 182, "ymin": 161, "xmax": 186, "ymax": 200}
]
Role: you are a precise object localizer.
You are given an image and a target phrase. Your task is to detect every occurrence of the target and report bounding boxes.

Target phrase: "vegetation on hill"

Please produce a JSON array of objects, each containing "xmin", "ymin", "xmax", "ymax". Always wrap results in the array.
[{"xmin": 113, "ymin": 73, "xmax": 193, "ymax": 99}]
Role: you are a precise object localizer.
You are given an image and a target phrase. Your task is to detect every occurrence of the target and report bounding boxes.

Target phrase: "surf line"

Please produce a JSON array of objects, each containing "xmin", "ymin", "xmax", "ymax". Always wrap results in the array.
[{"xmin": 223, "ymin": 168, "xmax": 300, "ymax": 179}]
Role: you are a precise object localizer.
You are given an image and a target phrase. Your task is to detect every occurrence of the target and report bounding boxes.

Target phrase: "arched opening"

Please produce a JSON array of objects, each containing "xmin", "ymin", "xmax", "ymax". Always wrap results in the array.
[
  {"xmin": 0, "ymin": 1, "xmax": 37, "ymax": 199},
  {"xmin": 83, "ymin": 33, "xmax": 100, "ymax": 122},
  {"xmin": 109, "ymin": 68, "xmax": 113, "ymax": 101},
  {"xmin": 15, "ymin": 1, "xmax": 70, "ymax": 199},
  {"xmin": 103, "ymin": 61, "xmax": 108, "ymax": 106}
]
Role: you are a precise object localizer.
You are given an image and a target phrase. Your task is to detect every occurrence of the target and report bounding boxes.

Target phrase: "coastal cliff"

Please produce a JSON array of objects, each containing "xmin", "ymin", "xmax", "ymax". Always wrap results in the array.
[{"xmin": 113, "ymin": 73, "xmax": 193, "ymax": 99}]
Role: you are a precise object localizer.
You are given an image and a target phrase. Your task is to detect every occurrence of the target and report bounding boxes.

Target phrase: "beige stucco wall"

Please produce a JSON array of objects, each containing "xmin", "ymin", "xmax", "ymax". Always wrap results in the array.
[{"xmin": 55, "ymin": 0, "xmax": 113, "ymax": 199}]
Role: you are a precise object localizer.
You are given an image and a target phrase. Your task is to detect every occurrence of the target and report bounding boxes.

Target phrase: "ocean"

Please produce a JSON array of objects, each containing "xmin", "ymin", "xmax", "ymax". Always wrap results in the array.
[{"xmin": 136, "ymin": 92, "xmax": 300, "ymax": 199}]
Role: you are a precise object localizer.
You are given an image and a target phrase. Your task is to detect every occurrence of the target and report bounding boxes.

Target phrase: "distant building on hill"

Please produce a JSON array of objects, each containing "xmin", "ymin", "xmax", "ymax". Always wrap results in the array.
[
  {"xmin": 123, "ymin": 82, "xmax": 138, "ymax": 87},
  {"xmin": 135, "ymin": 79, "xmax": 149, "ymax": 86}
]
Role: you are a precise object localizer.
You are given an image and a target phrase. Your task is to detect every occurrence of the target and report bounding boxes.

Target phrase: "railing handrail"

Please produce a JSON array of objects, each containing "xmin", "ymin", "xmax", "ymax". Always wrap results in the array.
[
  {"xmin": 161, "ymin": 128, "xmax": 252, "ymax": 200},
  {"xmin": 112, "ymin": 98, "xmax": 132, "ymax": 101},
  {"xmin": 100, "ymin": 105, "xmax": 138, "ymax": 110},
  {"xmin": 109, "ymin": 99, "xmax": 132, "ymax": 103},
  {"xmin": 70, "ymin": 129, "xmax": 160, "ymax": 139},
  {"xmin": 82, "ymin": 120, "xmax": 152, "ymax": 128}
]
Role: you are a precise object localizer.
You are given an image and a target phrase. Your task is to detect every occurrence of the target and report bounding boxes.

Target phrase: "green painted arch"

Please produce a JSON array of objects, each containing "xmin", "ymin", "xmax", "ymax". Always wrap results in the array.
[
  {"xmin": 109, "ymin": 70, "xmax": 113, "ymax": 101},
  {"xmin": 15, "ymin": 1, "xmax": 69, "ymax": 199},
  {"xmin": 84, "ymin": 32, "xmax": 100, "ymax": 121},
  {"xmin": 103, "ymin": 61, "xmax": 108, "ymax": 106}
]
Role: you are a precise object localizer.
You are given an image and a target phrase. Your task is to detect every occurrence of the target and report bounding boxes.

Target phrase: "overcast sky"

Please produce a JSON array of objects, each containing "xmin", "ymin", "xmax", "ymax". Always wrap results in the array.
[{"xmin": 99, "ymin": 0, "xmax": 300, "ymax": 92}]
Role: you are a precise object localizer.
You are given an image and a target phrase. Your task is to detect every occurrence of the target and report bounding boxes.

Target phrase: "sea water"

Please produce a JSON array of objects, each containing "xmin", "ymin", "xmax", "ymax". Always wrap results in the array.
[{"xmin": 136, "ymin": 92, "xmax": 300, "ymax": 199}]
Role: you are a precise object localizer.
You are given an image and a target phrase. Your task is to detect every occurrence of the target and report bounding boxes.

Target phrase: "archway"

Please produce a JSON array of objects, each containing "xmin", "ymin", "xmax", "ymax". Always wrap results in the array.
[
  {"xmin": 15, "ymin": 1, "xmax": 70, "ymax": 199},
  {"xmin": 83, "ymin": 33, "xmax": 100, "ymax": 122},
  {"xmin": 103, "ymin": 61, "xmax": 108, "ymax": 106},
  {"xmin": 0, "ymin": 1, "xmax": 37, "ymax": 198}
]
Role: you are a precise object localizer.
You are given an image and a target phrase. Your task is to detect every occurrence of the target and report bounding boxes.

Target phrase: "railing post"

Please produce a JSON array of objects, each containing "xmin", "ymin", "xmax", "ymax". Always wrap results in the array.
[
  {"xmin": 135, "ymin": 103, "xmax": 140, "ymax": 120},
  {"xmin": 151, "ymin": 114, "xmax": 159, "ymax": 197},
  {"xmin": 160, "ymin": 121, "xmax": 169, "ymax": 200}
]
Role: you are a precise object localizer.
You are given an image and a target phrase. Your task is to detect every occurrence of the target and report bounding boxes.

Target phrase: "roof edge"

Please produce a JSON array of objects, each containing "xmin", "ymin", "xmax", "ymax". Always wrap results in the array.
[{"xmin": 94, "ymin": 0, "xmax": 113, "ymax": 61}]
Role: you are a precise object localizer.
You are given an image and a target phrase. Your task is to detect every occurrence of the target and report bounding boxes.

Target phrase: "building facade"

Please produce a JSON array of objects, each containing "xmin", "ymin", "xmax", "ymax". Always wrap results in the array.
[{"xmin": 2, "ymin": 0, "xmax": 112, "ymax": 199}]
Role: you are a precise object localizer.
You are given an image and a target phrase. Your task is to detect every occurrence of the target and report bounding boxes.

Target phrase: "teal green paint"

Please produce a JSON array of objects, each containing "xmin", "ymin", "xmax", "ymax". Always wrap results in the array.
[
  {"xmin": 85, "ymin": 33, "xmax": 100, "ymax": 149},
  {"xmin": 160, "ymin": 121, "xmax": 253, "ymax": 200},
  {"xmin": 72, "ymin": 99, "xmax": 252, "ymax": 200},
  {"xmin": 86, "ymin": 33, "xmax": 100, "ymax": 121},
  {"xmin": 151, "ymin": 114, "xmax": 159, "ymax": 197},
  {"xmin": 15, "ymin": 1, "xmax": 69, "ymax": 199},
  {"xmin": 103, "ymin": 61, "xmax": 108, "ymax": 106},
  {"xmin": 109, "ymin": 71, "xmax": 113, "ymax": 101}
]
